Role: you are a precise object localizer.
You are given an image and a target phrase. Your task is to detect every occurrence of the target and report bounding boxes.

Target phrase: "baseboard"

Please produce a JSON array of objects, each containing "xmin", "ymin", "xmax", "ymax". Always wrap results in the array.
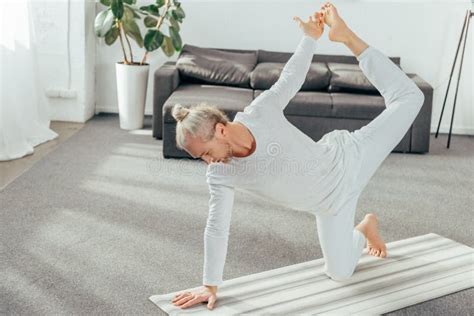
[{"xmin": 95, "ymin": 106, "xmax": 154, "ymax": 116}]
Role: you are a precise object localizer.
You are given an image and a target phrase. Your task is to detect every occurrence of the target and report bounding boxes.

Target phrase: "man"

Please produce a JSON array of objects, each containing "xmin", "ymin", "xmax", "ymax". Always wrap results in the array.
[{"xmin": 171, "ymin": 2, "xmax": 424, "ymax": 310}]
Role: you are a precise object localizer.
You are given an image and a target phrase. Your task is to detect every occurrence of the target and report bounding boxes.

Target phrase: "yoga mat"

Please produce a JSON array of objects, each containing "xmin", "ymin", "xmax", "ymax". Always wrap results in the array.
[{"xmin": 149, "ymin": 233, "xmax": 474, "ymax": 315}]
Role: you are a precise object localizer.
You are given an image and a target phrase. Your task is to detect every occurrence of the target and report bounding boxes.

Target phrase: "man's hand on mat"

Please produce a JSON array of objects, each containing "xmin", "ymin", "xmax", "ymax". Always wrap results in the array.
[
  {"xmin": 293, "ymin": 11, "xmax": 324, "ymax": 40},
  {"xmin": 171, "ymin": 285, "xmax": 218, "ymax": 310}
]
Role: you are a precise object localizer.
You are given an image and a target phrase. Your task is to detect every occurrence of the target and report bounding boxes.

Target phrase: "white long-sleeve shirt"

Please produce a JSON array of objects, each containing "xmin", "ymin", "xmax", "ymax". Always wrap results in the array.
[{"xmin": 203, "ymin": 35, "xmax": 386, "ymax": 286}]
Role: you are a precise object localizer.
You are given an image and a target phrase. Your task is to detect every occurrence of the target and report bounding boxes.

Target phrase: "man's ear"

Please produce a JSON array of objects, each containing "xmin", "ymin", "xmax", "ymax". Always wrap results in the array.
[{"xmin": 215, "ymin": 122, "xmax": 227, "ymax": 137}]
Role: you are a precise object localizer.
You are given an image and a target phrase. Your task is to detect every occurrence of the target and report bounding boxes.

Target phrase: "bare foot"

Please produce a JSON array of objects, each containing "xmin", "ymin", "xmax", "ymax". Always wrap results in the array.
[
  {"xmin": 320, "ymin": 2, "xmax": 352, "ymax": 43},
  {"xmin": 356, "ymin": 213, "xmax": 387, "ymax": 258}
]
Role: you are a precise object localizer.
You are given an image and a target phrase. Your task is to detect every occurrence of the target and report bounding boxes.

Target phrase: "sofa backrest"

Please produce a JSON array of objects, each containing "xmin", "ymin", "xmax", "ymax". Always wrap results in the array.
[
  {"xmin": 174, "ymin": 45, "xmax": 401, "ymax": 94},
  {"xmin": 204, "ymin": 46, "xmax": 401, "ymax": 66},
  {"xmin": 258, "ymin": 49, "xmax": 400, "ymax": 66}
]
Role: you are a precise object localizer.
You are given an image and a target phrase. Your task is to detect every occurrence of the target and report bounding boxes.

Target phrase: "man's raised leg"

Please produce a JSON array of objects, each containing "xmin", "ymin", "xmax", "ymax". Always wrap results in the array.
[
  {"xmin": 320, "ymin": 2, "xmax": 425, "ymax": 258},
  {"xmin": 321, "ymin": 2, "xmax": 425, "ymax": 194}
]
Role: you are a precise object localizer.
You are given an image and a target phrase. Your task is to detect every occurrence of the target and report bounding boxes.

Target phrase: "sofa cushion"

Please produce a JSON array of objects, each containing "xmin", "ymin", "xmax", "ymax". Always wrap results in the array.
[
  {"xmin": 327, "ymin": 62, "xmax": 381, "ymax": 94},
  {"xmin": 163, "ymin": 83, "xmax": 254, "ymax": 123},
  {"xmin": 254, "ymin": 90, "xmax": 386, "ymax": 120},
  {"xmin": 254, "ymin": 90, "xmax": 333, "ymax": 117},
  {"xmin": 330, "ymin": 92, "xmax": 386, "ymax": 119},
  {"xmin": 176, "ymin": 44, "xmax": 258, "ymax": 88},
  {"xmin": 250, "ymin": 62, "xmax": 330, "ymax": 91}
]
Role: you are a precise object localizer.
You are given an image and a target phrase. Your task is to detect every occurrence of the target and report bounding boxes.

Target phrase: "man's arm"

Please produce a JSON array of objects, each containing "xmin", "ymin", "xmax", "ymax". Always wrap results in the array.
[
  {"xmin": 250, "ymin": 34, "xmax": 318, "ymax": 112},
  {"xmin": 202, "ymin": 175, "xmax": 235, "ymax": 288}
]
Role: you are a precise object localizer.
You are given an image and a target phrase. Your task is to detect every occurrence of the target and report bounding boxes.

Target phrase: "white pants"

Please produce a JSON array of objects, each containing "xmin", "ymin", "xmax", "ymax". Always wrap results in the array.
[{"xmin": 315, "ymin": 45, "xmax": 425, "ymax": 281}]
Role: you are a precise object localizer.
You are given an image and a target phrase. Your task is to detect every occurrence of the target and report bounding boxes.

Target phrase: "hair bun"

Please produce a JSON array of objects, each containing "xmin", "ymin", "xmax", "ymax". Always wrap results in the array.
[{"xmin": 172, "ymin": 104, "xmax": 190, "ymax": 122}]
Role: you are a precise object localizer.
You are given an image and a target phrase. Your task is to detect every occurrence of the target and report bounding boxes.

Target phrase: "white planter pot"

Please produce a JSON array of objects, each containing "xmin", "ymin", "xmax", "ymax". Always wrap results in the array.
[{"xmin": 115, "ymin": 62, "xmax": 150, "ymax": 130}]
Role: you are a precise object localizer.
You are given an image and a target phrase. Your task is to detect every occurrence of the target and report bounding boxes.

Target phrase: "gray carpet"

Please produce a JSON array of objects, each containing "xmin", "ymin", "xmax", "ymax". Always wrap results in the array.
[
  {"xmin": 150, "ymin": 233, "xmax": 473, "ymax": 315},
  {"xmin": 1, "ymin": 113, "xmax": 473, "ymax": 315}
]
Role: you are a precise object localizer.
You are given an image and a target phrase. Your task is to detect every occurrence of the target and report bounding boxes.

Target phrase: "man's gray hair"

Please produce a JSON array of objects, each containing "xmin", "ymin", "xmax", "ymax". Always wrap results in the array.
[{"xmin": 171, "ymin": 102, "xmax": 230, "ymax": 150}]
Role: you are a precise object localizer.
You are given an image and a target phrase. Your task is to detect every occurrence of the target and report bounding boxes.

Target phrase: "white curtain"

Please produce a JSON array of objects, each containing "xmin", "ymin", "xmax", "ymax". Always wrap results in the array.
[{"xmin": 0, "ymin": 0, "xmax": 58, "ymax": 161}]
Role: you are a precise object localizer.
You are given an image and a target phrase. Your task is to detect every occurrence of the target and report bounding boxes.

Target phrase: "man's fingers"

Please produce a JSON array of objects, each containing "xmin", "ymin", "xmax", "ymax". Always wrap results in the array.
[
  {"xmin": 181, "ymin": 296, "xmax": 203, "ymax": 309},
  {"xmin": 293, "ymin": 16, "xmax": 302, "ymax": 23},
  {"xmin": 172, "ymin": 292, "xmax": 188, "ymax": 302},
  {"xmin": 174, "ymin": 294, "xmax": 194, "ymax": 306},
  {"xmin": 293, "ymin": 16, "xmax": 304, "ymax": 27}
]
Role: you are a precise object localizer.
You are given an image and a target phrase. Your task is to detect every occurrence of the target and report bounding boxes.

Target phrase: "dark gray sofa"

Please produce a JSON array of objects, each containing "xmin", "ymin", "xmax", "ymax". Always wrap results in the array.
[{"xmin": 152, "ymin": 46, "xmax": 433, "ymax": 159}]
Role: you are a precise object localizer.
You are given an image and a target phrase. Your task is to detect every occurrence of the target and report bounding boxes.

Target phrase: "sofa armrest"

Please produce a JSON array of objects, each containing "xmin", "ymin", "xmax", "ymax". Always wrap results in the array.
[
  {"xmin": 153, "ymin": 61, "xmax": 180, "ymax": 139},
  {"xmin": 407, "ymin": 73, "xmax": 433, "ymax": 153}
]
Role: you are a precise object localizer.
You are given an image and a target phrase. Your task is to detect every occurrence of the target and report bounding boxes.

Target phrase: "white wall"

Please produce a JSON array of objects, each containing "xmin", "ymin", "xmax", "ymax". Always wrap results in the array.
[
  {"xmin": 32, "ymin": 0, "xmax": 95, "ymax": 123},
  {"xmin": 94, "ymin": 0, "xmax": 472, "ymax": 135}
]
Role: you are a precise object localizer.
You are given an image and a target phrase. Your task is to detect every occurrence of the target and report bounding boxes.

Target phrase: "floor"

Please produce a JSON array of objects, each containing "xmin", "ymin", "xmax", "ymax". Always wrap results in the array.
[
  {"xmin": 1, "ymin": 115, "xmax": 472, "ymax": 315},
  {"xmin": 0, "ymin": 121, "xmax": 84, "ymax": 191}
]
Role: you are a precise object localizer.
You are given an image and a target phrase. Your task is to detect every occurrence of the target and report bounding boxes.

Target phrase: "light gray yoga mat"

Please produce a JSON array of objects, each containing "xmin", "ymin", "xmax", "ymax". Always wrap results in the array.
[{"xmin": 149, "ymin": 233, "xmax": 473, "ymax": 315}]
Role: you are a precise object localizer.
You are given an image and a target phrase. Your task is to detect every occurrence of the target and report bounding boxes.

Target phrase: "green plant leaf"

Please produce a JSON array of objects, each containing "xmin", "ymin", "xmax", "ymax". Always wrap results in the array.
[
  {"xmin": 170, "ymin": 9, "xmax": 183, "ymax": 23},
  {"xmin": 123, "ymin": 6, "xmax": 135, "ymax": 22},
  {"xmin": 123, "ymin": 18, "xmax": 144, "ymax": 48},
  {"xmin": 144, "ymin": 29, "xmax": 164, "ymax": 51},
  {"xmin": 123, "ymin": 0, "xmax": 135, "ymax": 4},
  {"xmin": 124, "ymin": 3, "xmax": 142, "ymax": 19},
  {"xmin": 104, "ymin": 26, "xmax": 120, "ymax": 45},
  {"xmin": 170, "ymin": 10, "xmax": 178, "ymax": 22},
  {"xmin": 94, "ymin": 9, "xmax": 115, "ymax": 37},
  {"xmin": 168, "ymin": 16, "xmax": 180, "ymax": 32},
  {"xmin": 111, "ymin": 0, "xmax": 124, "ymax": 19},
  {"xmin": 144, "ymin": 16, "xmax": 158, "ymax": 27},
  {"xmin": 169, "ymin": 26, "xmax": 182, "ymax": 51},
  {"xmin": 139, "ymin": 4, "xmax": 160, "ymax": 17},
  {"xmin": 100, "ymin": 0, "xmax": 111, "ymax": 6},
  {"xmin": 175, "ymin": 6, "xmax": 185, "ymax": 19},
  {"xmin": 156, "ymin": 0, "xmax": 166, "ymax": 8},
  {"xmin": 161, "ymin": 35, "xmax": 175, "ymax": 57}
]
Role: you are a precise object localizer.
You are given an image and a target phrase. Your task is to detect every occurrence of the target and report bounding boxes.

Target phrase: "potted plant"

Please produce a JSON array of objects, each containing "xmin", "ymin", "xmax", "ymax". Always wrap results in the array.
[{"xmin": 94, "ymin": 0, "xmax": 185, "ymax": 130}]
